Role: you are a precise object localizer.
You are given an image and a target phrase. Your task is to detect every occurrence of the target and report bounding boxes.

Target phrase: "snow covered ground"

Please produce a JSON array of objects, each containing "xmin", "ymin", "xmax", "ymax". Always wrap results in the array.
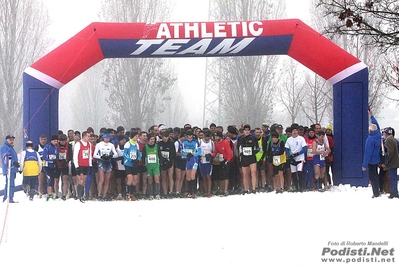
[{"xmin": 0, "ymin": 177, "xmax": 398, "ymax": 266}]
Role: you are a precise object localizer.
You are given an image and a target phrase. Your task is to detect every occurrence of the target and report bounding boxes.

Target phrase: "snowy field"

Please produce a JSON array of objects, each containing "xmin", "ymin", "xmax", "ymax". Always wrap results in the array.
[{"xmin": 1, "ymin": 176, "xmax": 398, "ymax": 266}]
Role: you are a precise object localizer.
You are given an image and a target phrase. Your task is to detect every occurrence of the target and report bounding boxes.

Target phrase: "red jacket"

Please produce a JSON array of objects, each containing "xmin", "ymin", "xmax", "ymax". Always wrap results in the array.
[{"xmin": 212, "ymin": 139, "xmax": 233, "ymax": 162}]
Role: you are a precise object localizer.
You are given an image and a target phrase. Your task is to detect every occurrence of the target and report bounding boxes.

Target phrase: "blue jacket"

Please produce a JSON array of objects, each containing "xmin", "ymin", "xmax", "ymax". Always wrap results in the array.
[
  {"xmin": 123, "ymin": 140, "xmax": 142, "ymax": 167},
  {"xmin": 1, "ymin": 141, "xmax": 19, "ymax": 174},
  {"xmin": 362, "ymin": 129, "xmax": 381, "ymax": 168},
  {"xmin": 42, "ymin": 143, "xmax": 59, "ymax": 168}
]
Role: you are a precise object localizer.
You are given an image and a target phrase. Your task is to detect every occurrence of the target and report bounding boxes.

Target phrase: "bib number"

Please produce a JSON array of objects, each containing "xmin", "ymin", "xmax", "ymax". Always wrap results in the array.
[
  {"xmin": 59, "ymin": 152, "xmax": 66, "ymax": 160},
  {"xmin": 242, "ymin": 147, "xmax": 252, "ymax": 156},
  {"xmin": 82, "ymin": 150, "xmax": 89, "ymax": 159},
  {"xmin": 130, "ymin": 151, "xmax": 137, "ymax": 160},
  {"xmin": 161, "ymin": 151, "xmax": 170, "ymax": 159},
  {"xmin": 147, "ymin": 154, "xmax": 156, "ymax": 164}
]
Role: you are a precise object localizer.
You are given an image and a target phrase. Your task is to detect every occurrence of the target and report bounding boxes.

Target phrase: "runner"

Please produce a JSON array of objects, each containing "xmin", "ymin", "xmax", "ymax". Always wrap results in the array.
[
  {"xmin": 198, "ymin": 131, "xmax": 214, "ymax": 197},
  {"xmin": 73, "ymin": 131, "xmax": 93, "ymax": 203},
  {"xmin": 182, "ymin": 131, "xmax": 202, "ymax": 198},
  {"xmin": 266, "ymin": 132, "xmax": 286, "ymax": 193},
  {"xmin": 123, "ymin": 130, "xmax": 141, "ymax": 201},
  {"xmin": 142, "ymin": 134, "xmax": 161, "ymax": 200},
  {"xmin": 238, "ymin": 124, "xmax": 259, "ymax": 194},
  {"xmin": 158, "ymin": 130, "xmax": 176, "ymax": 198},
  {"xmin": 42, "ymin": 135, "xmax": 59, "ymax": 200},
  {"xmin": 93, "ymin": 133, "xmax": 118, "ymax": 200},
  {"xmin": 20, "ymin": 141, "xmax": 43, "ymax": 200},
  {"xmin": 56, "ymin": 134, "xmax": 73, "ymax": 200}
]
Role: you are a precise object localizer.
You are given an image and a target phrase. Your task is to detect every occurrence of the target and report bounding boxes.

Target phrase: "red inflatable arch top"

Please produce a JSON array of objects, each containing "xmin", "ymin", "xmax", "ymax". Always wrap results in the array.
[{"xmin": 23, "ymin": 19, "xmax": 369, "ymax": 186}]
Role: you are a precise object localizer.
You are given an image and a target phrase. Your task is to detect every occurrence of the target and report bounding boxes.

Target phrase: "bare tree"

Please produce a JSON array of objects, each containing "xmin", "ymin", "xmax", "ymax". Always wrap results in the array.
[
  {"xmin": 213, "ymin": 0, "xmax": 285, "ymax": 126},
  {"xmin": 100, "ymin": 0, "xmax": 176, "ymax": 130},
  {"xmin": 316, "ymin": 0, "xmax": 399, "ymax": 93},
  {"xmin": 0, "ymin": 0, "xmax": 51, "ymax": 148},
  {"xmin": 156, "ymin": 83, "xmax": 188, "ymax": 127},
  {"xmin": 276, "ymin": 58, "xmax": 305, "ymax": 124},
  {"xmin": 317, "ymin": 0, "xmax": 399, "ymax": 52},
  {"xmin": 309, "ymin": 0, "xmax": 393, "ymax": 119},
  {"xmin": 301, "ymin": 73, "xmax": 331, "ymax": 124},
  {"xmin": 71, "ymin": 64, "xmax": 110, "ymax": 131}
]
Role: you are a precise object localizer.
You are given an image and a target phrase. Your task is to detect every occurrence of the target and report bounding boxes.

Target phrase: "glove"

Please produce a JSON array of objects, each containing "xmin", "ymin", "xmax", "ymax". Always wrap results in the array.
[
  {"xmin": 101, "ymin": 154, "xmax": 108, "ymax": 160},
  {"xmin": 13, "ymin": 162, "xmax": 20, "ymax": 168},
  {"xmin": 254, "ymin": 148, "xmax": 260, "ymax": 154},
  {"xmin": 288, "ymin": 154, "xmax": 295, "ymax": 161},
  {"xmin": 19, "ymin": 171, "xmax": 22, "ymax": 174},
  {"xmin": 205, "ymin": 154, "xmax": 212, "ymax": 162},
  {"xmin": 293, "ymin": 152, "xmax": 299, "ymax": 157},
  {"xmin": 186, "ymin": 153, "xmax": 193, "ymax": 159}
]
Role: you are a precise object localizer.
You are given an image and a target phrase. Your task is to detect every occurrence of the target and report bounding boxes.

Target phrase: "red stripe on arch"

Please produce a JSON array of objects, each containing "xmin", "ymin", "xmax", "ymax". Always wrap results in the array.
[
  {"xmin": 287, "ymin": 21, "xmax": 361, "ymax": 80},
  {"xmin": 31, "ymin": 23, "xmax": 104, "ymax": 86}
]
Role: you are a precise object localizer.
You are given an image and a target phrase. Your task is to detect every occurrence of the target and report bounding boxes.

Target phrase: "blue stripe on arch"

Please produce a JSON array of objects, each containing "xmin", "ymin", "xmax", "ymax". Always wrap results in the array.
[{"xmin": 98, "ymin": 35, "xmax": 294, "ymax": 58}]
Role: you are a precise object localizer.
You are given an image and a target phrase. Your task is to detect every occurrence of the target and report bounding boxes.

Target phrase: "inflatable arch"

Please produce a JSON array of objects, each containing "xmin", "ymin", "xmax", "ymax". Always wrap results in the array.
[{"xmin": 23, "ymin": 19, "xmax": 369, "ymax": 186}]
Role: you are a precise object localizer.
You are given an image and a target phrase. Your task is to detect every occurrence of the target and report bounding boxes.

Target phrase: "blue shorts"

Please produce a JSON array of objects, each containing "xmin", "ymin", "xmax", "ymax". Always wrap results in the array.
[
  {"xmin": 199, "ymin": 163, "xmax": 212, "ymax": 176},
  {"xmin": 186, "ymin": 156, "xmax": 198, "ymax": 170},
  {"xmin": 98, "ymin": 161, "xmax": 113, "ymax": 173},
  {"xmin": 313, "ymin": 156, "xmax": 326, "ymax": 168}
]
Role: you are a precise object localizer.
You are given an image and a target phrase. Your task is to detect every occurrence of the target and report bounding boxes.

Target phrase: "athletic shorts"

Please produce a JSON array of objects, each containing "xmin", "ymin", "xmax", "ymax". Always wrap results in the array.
[
  {"xmin": 44, "ymin": 167, "xmax": 58, "ymax": 187},
  {"xmin": 146, "ymin": 167, "xmax": 160, "ymax": 177},
  {"xmin": 175, "ymin": 158, "xmax": 186, "ymax": 170},
  {"xmin": 313, "ymin": 156, "xmax": 326, "ymax": 168},
  {"xmin": 290, "ymin": 161, "xmax": 304, "ymax": 173},
  {"xmin": 272, "ymin": 164, "xmax": 285, "ymax": 176},
  {"xmin": 98, "ymin": 161, "xmax": 113, "ymax": 173},
  {"xmin": 240, "ymin": 156, "xmax": 256, "ymax": 167},
  {"xmin": 199, "ymin": 163, "xmax": 212, "ymax": 176},
  {"xmin": 211, "ymin": 163, "xmax": 229, "ymax": 181},
  {"xmin": 186, "ymin": 157, "xmax": 198, "ymax": 171},
  {"xmin": 115, "ymin": 170, "xmax": 126, "ymax": 179},
  {"xmin": 56, "ymin": 167, "xmax": 69, "ymax": 177},
  {"xmin": 76, "ymin": 166, "xmax": 90, "ymax": 176},
  {"xmin": 137, "ymin": 165, "xmax": 147, "ymax": 174},
  {"xmin": 125, "ymin": 165, "xmax": 139, "ymax": 176}
]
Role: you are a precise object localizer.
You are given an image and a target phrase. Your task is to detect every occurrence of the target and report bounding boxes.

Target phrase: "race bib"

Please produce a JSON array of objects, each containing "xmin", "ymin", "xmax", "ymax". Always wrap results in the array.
[
  {"xmin": 320, "ymin": 155, "xmax": 325, "ymax": 161},
  {"xmin": 273, "ymin": 153, "xmax": 286, "ymax": 166},
  {"xmin": 307, "ymin": 149, "xmax": 313, "ymax": 157},
  {"xmin": 49, "ymin": 154, "xmax": 56, "ymax": 160},
  {"xmin": 82, "ymin": 150, "xmax": 89, "ymax": 159},
  {"xmin": 161, "ymin": 151, "xmax": 170, "ymax": 159},
  {"xmin": 242, "ymin": 147, "xmax": 252, "ymax": 156},
  {"xmin": 183, "ymin": 149, "xmax": 193, "ymax": 154},
  {"xmin": 216, "ymin": 153, "xmax": 224, "ymax": 162},
  {"xmin": 147, "ymin": 154, "xmax": 156, "ymax": 164},
  {"xmin": 101, "ymin": 150, "xmax": 110, "ymax": 156},
  {"xmin": 130, "ymin": 151, "xmax": 137, "ymax": 160},
  {"xmin": 273, "ymin": 155, "xmax": 282, "ymax": 166},
  {"xmin": 59, "ymin": 152, "xmax": 66, "ymax": 160}
]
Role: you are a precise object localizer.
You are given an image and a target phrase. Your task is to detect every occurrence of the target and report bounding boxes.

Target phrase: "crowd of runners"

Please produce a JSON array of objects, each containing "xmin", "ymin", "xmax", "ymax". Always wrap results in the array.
[
  {"xmin": 3, "ymin": 113, "xmax": 397, "ymax": 203},
  {"xmin": 10, "ymin": 122, "xmax": 338, "ymax": 203}
]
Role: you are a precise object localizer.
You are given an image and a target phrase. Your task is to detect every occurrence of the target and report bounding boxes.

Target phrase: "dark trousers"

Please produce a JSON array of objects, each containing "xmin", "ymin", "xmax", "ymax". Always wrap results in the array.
[
  {"xmin": 368, "ymin": 164, "xmax": 380, "ymax": 197},
  {"xmin": 23, "ymin": 176, "xmax": 38, "ymax": 198},
  {"xmin": 387, "ymin": 168, "xmax": 398, "ymax": 196},
  {"xmin": 378, "ymin": 166, "xmax": 385, "ymax": 193}
]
